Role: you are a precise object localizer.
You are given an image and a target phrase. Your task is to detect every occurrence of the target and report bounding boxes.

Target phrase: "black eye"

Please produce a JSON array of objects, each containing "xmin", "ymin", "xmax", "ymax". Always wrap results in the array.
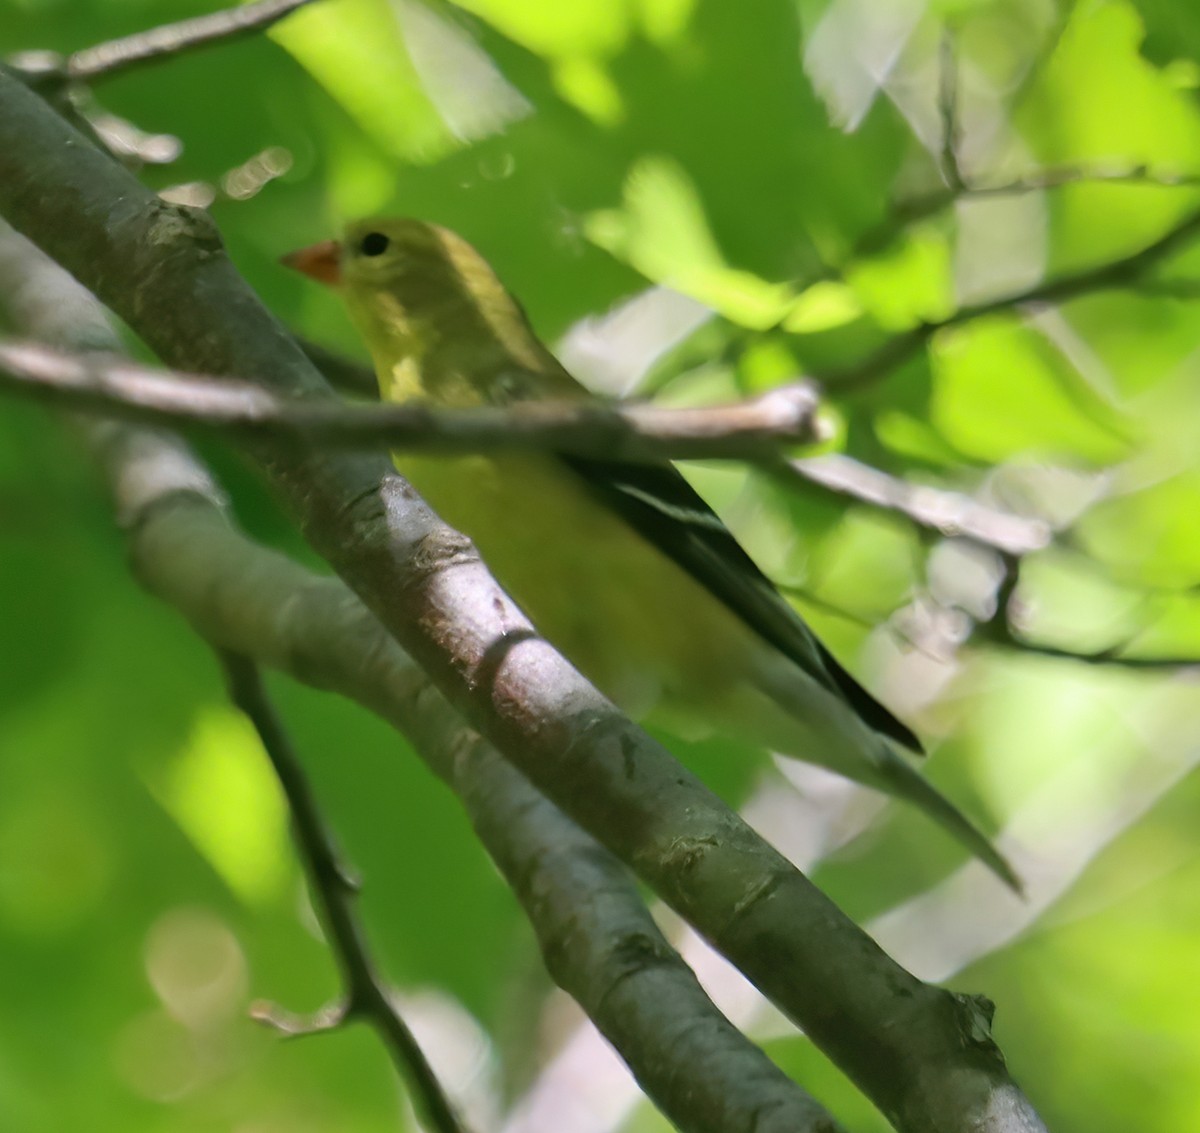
[{"xmin": 359, "ymin": 232, "xmax": 390, "ymax": 257}]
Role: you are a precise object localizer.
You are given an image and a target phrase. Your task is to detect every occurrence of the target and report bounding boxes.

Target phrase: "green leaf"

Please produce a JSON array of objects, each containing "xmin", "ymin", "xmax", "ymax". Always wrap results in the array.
[
  {"xmin": 145, "ymin": 707, "xmax": 292, "ymax": 906},
  {"xmin": 272, "ymin": 0, "xmax": 528, "ymax": 163},
  {"xmin": 1016, "ymin": 0, "xmax": 1200, "ymax": 268},
  {"xmin": 586, "ymin": 155, "xmax": 795, "ymax": 327},
  {"xmin": 1079, "ymin": 471, "xmax": 1200, "ymax": 588},
  {"xmin": 845, "ymin": 225, "xmax": 955, "ymax": 330},
  {"xmin": 931, "ymin": 318, "xmax": 1134, "ymax": 463}
]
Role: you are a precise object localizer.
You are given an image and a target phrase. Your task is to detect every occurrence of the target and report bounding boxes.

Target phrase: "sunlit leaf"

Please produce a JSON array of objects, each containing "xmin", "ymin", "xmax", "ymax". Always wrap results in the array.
[
  {"xmin": 1078, "ymin": 471, "xmax": 1200, "ymax": 588},
  {"xmin": 586, "ymin": 155, "xmax": 795, "ymax": 327},
  {"xmin": 272, "ymin": 0, "xmax": 528, "ymax": 163},
  {"xmin": 146, "ymin": 708, "xmax": 291, "ymax": 907},
  {"xmin": 845, "ymin": 225, "xmax": 955, "ymax": 329},
  {"xmin": 450, "ymin": 0, "xmax": 696, "ymax": 56},
  {"xmin": 931, "ymin": 318, "xmax": 1134, "ymax": 463},
  {"xmin": 1016, "ymin": 0, "xmax": 1200, "ymax": 266},
  {"xmin": 783, "ymin": 280, "xmax": 864, "ymax": 333}
]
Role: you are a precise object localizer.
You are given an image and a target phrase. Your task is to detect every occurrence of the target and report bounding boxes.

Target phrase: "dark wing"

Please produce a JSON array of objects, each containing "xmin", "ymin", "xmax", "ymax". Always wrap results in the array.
[{"xmin": 560, "ymin": 454, "xmax": 923, "ymax": 753}]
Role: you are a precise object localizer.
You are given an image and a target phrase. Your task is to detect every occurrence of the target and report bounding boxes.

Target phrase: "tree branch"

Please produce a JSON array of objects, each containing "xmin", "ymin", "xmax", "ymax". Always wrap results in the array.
[
  {"xmin": 258, "ymin": 341, "xmax": 1050, "ymax": 559},
  {"xmin": 0, "ymin": 337, "xmax": 822, "ymax": 460},
  {"xmin": 822, "ymin": 202, "xmax": 1200, "ymax": 391},
  {"xmin": 936, "ymin": 32, "xmax": 965, "ymax": 192},
  {"xmin": 0, "ymin": 222, "xmax": 844, "ymax": 1133},
  {"xmin": 983, "ymin": 632, "xmax": 1200, "ymax": 668},
  {"xmin": 973, "ymin": 556, "xmax": 1200, "ymax": 669},
  {"xmin": 778, "ymin": 453, "xmax": 1051, "ymax": 556},
  {"xmin": 0, "ymin": 69, "xmax": 1045, "ymax": 1133},
  {"xmin": 65, "ymin": 0, "xmax": 320, "ymax": 82},
  {"xmin": 831, "ymin": 164, "xmax": 1200, "ymax": 274},
  {"xmin": 217, "ymin": 651, "xmax": 469, "ymax": 1133}
]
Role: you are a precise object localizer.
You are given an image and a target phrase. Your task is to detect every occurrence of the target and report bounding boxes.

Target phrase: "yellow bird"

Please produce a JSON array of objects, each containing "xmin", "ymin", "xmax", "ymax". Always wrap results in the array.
[{"xmin": 285, "ymin": 218, "xmax": 1018, "ymax": 890}]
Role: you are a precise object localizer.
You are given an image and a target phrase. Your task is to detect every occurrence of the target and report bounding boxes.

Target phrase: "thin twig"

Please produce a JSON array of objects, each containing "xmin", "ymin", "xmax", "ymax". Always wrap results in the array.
[
  {"xmin": 820, "ymin": 203, "xmax": 1200, "ymax": 390},
  {"xmin": 833, "ymin": 164, "xmax": 1200, "ymax": 267},
  {"xmin": 964, "ymin": 164, "xmax": 1200, "ymax": 197},
  {"xmin": 983, "ymin": 631, "xmax": 1200, "ymax": 668},
  {"xmin": 937, "ymin": 32, "xmax": 965, "ymax": 191},
  {"xmin": 0, "ymin": 334, "xmax": 1052, "ymax": 556},
  {"xmin": 777, "ymin": 453, "xmax": 1052, "ymax": 556},
  {"xmin": 970, "ymin": 555, "xmax": 1200, "ymax": 669},
  {"xmin": 263, "ymin": 342, "xmax": 1054, "ymax": 558},
  {"xmin": 0, "ymin": 338, "xmax": 823, "ymax": 460},
  {"xmin": 218, "ymin": 651, "xmax": 469, "ymax": 1133},
  {"xmin": 67, "ymin": 0, "xmax": 319, "ymax": 82}
]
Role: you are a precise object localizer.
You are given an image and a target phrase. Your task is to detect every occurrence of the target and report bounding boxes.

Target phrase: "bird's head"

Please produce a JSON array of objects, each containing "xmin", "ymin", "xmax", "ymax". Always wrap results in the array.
[{"xmin": 283, "ymin": 218, "xmax": 551, "ymax": 400}]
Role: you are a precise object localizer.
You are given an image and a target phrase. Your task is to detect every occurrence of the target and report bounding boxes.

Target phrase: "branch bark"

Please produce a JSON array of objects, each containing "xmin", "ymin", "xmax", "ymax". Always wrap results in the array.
[
  {"xmin": 0, "ymin": 219, "xmax": 844, "ymax": 1133},
  {"xmin": 0, "ymin": 337, "xmax": 821, "ymax": 460},
  {"xmin": 0, "ymin": 68, "xmax": 1046, "ymax": 1133},
  {"xmin": 66, "ymin": 0, "xmax": 319, "ymax": 81},
  {"xmin": 244, "ymin": 343, "xmax": 1051, "ymax": 557},
  {"xmin": 779, "ymin": 453, "xmax": 1051, "ymax": 557},
  {"xmin": 218, "ymin": 651, "xmax": 470, "ymax": 1133}
]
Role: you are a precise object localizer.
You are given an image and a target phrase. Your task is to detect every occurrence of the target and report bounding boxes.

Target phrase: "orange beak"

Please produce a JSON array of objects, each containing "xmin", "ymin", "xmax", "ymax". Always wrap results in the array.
[{"xmin": 280, "ymin": 239, "xmax": 342, "ymax": 286}]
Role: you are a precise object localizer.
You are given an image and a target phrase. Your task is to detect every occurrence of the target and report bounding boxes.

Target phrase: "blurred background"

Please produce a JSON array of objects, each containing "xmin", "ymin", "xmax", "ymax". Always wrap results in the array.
[{"xmin": 2, "ymin": 0, "xmax": 1200, "ymax": 1130}]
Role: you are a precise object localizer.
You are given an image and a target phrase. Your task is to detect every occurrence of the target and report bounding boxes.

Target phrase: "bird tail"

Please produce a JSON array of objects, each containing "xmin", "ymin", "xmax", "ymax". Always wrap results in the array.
[{"xmin": 871, "ymin": 749, "xmax": 1022, "ymax": 894}]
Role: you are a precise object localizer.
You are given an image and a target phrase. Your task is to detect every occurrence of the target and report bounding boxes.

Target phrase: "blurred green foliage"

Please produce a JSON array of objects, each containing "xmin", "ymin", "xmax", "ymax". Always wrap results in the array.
[{"xmin": 2, "ymin": 0, "xmax": 1200, "ymax": 1130}]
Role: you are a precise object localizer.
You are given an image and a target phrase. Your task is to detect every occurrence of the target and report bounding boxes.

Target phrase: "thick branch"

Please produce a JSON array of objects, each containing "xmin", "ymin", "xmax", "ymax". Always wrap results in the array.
[
  {"xmin": 0, "ymin": 222, "xmax": 843, "ymax": 1133},
  {"xmin": 0, "ymin": 70, "xmax": 1045, "ymax": 1133},
  {"xmin": 0, "ymin": 337, "xmax": 821, "ymax": 460}
]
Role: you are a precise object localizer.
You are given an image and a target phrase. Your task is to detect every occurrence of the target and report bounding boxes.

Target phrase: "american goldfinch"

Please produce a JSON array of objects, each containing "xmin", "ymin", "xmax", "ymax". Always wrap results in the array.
[{"xmin": 284, "ymin": 218, "xmax": 1018, "ymax": 890}]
